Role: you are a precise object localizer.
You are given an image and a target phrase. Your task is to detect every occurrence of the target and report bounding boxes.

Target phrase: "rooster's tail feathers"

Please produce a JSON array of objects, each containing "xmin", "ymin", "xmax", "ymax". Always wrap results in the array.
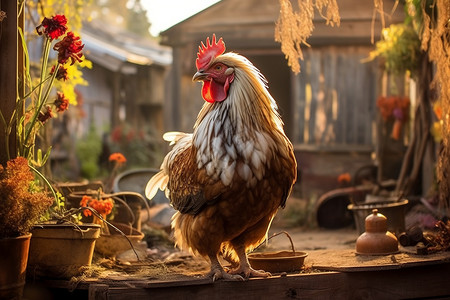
[
  {"xmin": 146, "ymin": 132, "xmax": 191, "ymax": 201},
  {"xmin": 163, "ymin": 132, "xmax": 192, "ymax": 145},
  {"xmin": 145, "ymin": 170, "xmax": 169, "ymax": 200}
]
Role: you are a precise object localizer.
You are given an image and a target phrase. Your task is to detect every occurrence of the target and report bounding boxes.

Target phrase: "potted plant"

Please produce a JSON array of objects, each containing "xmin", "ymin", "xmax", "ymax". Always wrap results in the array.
[
  {"xmin": 0, "ymin": 10, "xmax": 83, "ymax": 294},
  {"xmin": 0, "ymin": 157, "xmax": 53, "ymax": 299},
  {"xmin": 64, "ymin": 152, "xmax": 147, "ymax": 232},
  {"xmin": 0, "ymin": 11, "xmax": 100, "ymax": 280},
  {"xmin": 77, "ymin": 193, "xmax": 144, "ymax": 260}
]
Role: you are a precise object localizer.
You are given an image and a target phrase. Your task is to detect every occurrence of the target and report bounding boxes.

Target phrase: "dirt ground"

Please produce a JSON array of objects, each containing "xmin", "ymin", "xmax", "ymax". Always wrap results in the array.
[{"xmin": 266, "ymin": 226, "xmax": 358, "ymax": 252}]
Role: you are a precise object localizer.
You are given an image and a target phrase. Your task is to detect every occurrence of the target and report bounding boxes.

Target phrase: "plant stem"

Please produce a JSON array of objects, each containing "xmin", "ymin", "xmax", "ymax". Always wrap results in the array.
[
  {"xmin": 22, "ymin": 34, "xmax": 60, "ymax": 158},
  {"xmin": 29, "ymin": 163, "xmax": 57, "ymax": 200}
]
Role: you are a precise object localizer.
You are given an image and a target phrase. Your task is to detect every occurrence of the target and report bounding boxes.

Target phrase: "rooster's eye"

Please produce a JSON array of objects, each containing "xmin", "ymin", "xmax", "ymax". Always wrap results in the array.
[{"xmin": 215, "ymin": 64, "xmax": 222, "ymax": 71}]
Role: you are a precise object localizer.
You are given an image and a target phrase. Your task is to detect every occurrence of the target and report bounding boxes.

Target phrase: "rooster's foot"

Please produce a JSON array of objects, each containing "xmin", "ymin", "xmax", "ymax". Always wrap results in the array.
[
  {"xmin": 209, "ymin": 267, "xmax": 245, "ymax": 282},
  {"xmin": 229, "ymin": 265, "xmax": 271, "ymax": 279}
]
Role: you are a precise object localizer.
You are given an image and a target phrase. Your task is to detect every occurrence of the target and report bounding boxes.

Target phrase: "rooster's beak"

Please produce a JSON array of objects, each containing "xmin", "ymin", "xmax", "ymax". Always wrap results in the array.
[{"xmin": 192, "ymin": 70, "xmax": 208, "ymax": 82}]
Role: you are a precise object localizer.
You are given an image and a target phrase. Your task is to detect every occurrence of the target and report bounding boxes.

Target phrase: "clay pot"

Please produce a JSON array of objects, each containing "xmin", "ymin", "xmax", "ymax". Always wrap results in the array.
[
  {"xmin": 0, "ymin": 234, "xmax": 31, "ymax": 299},
  {"xmin": 356, "ymin": 209, "xmax": 399, "ymax": 255},
  {"xmin": 27, "ymin": 223, "xmax": 101, "ymax": 278}
]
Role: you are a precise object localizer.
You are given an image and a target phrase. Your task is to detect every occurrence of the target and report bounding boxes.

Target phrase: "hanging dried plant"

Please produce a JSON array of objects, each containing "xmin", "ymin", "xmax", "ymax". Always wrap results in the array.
[
  {"xmin": 400, "ymin": 0, "xmax": 450, "ymax": 209},
  {"xmin": 426, "ymin": 0, "xmax": 450, "ymax": 209},
  {"xmin": 275, "ymin": 0, "xmax": 340, "ymax": 74}
]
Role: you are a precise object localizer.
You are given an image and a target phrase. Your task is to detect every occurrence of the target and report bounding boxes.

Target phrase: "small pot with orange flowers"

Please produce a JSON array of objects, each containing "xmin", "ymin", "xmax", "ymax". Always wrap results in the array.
[{"xmin": 80, "ymin": 195, "xmax": 114, "ymax": 233}]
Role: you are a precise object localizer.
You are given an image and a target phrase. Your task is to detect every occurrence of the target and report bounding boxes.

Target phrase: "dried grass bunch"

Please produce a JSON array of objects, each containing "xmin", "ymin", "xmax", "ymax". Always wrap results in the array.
[
  {"xmin": 423, "ymin": 0, "xmax": 450, "ymax": 206},
  {"xmin": 0, "ymin": 157, "xmax": 53, "ymax": 238},
  {"xmin": 275, "ymin": 0, "xmax": 340, "ymax": 73}
]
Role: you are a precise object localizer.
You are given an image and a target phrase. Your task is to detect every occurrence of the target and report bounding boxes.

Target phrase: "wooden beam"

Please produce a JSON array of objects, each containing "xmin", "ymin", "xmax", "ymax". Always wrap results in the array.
[{"xmin": 0, "ymin": 1, "xmax": 23, "ymax": 164}]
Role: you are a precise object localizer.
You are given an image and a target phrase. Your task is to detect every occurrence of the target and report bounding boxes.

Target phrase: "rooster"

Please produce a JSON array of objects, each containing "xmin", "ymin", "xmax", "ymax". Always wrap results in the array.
[{"xmin": 146, "ymin": 35, "xmax": 297, "ymax": 281}]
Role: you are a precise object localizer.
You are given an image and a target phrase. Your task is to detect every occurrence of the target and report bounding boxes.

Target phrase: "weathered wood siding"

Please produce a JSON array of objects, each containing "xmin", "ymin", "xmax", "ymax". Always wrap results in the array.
[{"xmin": 292, "ymin": 46, "xmax": 378, "ymax": 148}]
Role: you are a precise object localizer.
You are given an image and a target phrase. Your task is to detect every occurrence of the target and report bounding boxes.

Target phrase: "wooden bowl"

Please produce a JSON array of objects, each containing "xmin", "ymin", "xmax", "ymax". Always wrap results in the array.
[{"xmin": 248, "ymin": 250, "xmax": 308, "ymax": 273}]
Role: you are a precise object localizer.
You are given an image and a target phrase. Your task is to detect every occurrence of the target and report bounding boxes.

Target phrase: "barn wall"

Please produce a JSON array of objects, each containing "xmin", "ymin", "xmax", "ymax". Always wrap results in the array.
[
  {"xmin": 77, "ymin": 64, "xmax": 112, "ymax": 136},
  {"xmin": 292, "ymin": 45, "xmax": 378, "ymax": 147}
]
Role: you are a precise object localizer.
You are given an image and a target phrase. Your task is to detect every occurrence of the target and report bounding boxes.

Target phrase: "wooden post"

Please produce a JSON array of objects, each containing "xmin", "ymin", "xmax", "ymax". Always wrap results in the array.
[
  {"xmin": 111, "ymin": 71, "xmax": 121, "ymax": 129},
  {"xmin": 0, "ymin": 1, "xmax": 23, "ymax": 165}
]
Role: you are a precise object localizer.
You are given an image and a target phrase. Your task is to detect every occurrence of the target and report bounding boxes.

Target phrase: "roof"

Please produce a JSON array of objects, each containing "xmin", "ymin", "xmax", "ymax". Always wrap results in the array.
[
  {"xmin": 82, "ymin": 20, "xmax": 172, "ymax": 74},
  {"xmin": 160, "ymin": 0, "xmax": 404, "ymax": 48}
]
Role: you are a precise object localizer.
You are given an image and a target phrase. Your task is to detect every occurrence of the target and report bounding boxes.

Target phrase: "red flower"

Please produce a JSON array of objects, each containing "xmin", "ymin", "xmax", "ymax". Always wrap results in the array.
[
  {"xmin": 53, "ymin": 92, "xmax": 69, "ymax": 112},
  {"xmin": 111, "ymin": 126, "xmax": 122, "ymax": 142},
  {"xmin": 50, "ymin": 65, "xmax": 69, "ymax": 81},
  {"xmin": 36, "ymin": 15, "xmax": 68, "ymax": 40},
  {"xmin": 109, "ymin": 153, "xmax": 127, "ymax": 165},
  {"xmin": 38, "ymin": 106, "xmax": 54, "ymax": 124},
  {"xmin": 126, "ymin": 129, "xmax": 136, "ymax": 141},
  {"xmin": 53, "ymin": 31, "xmax": 84, "ymax": 65}
]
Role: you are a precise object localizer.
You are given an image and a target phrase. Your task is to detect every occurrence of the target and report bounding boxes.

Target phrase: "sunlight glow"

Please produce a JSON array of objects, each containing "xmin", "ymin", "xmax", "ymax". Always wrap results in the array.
[{"xmin": 141, "ymin": 0, "xmax": 221, "ymax": 36}]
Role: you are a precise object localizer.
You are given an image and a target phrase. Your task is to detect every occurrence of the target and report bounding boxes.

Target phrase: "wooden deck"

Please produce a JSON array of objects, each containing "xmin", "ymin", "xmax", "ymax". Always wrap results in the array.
[{"xmin": 24, "ymin": 249, "xmax": 450, "ymax": 299}]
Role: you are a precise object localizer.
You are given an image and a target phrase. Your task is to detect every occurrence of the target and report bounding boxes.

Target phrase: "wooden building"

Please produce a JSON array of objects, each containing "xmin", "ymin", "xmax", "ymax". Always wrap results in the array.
[
  {"xmin": 78, "ymin": 20, "xmax": 172, "ymax": 141},
  {"xmin": 48, "ymin": 21, "xmax": 172, "ymax": 178},
  {"xmin": 159, "ymin": 0, "xmax": 405, "ymax": 198}
]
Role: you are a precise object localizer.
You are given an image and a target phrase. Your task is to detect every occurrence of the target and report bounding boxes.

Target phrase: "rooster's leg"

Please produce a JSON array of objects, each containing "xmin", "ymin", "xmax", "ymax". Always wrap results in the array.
[
  {"xmin": 228, "ymin": 244, "xmax": 271, "ymax": 279},
  {"xmin": 208, "ymin": 254, "xmax": 245, "ymax": 281}
]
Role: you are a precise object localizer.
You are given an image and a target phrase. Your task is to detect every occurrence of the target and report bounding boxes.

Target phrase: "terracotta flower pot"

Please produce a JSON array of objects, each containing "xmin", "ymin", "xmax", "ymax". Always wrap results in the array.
[
  {"xmin": 0, "ymin": 234, "xmax": 32, "ymax": 299},
  {"xmin": 27, "ymin": 223, "xmax": 100, "ymax": 279},
  {"xmin": 95, "ymin": 222, "xmax": 144, "ymax": 259}
]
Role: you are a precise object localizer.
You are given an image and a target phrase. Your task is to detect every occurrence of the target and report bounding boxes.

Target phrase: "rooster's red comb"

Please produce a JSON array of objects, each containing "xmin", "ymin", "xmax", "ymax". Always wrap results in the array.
[{"xmin": 196, "ymin": 34, "xmax": 226, "ymax": 70}]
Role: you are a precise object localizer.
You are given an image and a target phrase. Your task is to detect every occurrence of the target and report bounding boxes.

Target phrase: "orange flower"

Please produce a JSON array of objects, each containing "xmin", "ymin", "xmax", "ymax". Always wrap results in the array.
[
  {"xmin": 79, "ymin": 195, "xmax": 114, "ymax": 217},
  {"xmin": 337, "ymin": 173, "xmax": 351, "ymax": 184},
  {"xmin": 434, "ymin": 102, "xmax": 442, "ymax": 120},
  {"xmin": 109, "ymin": 153, "xmax": 127, "ymax": 165},
  {"xmin": 80, "ymin": 195, "xmax": 93, "ymax": 217}
]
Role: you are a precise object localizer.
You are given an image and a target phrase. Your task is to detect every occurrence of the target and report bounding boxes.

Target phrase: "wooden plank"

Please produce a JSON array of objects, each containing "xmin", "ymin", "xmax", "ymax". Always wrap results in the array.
[
  {"xmin": 335, "ymin": 51, "xmax": 348, "ymax": 144},
  {"xmin": 309, "ymin": 248, "xmax": 450, "ymax": 272},
  {"xmin": 321, "ymin": 47, "xmax": 337, "ymax": 144},
  {"xmin": 89, "ymin": 284, "xmax": 109, "ymax": 300},
  {"xmin": 84, "ymin": 264, "xmax": 450, "ymax": 300},
  {"xmin": 104, "ymin": 272, "xmax": 348, "ymax": 300},
  {"xmin": 0, "ymin": 0, "xmax": 19, "ymax": 164},
  {"xmin": 345, "ymin": 264, "xmax": 450, "ymax": 299},
  {"xmin": 296, "ymin": 53, "xmax": 307, "ymax": 144},
  {"xmin": 27, "ymin": 253, "xmax": 450, "ymax": 300},
  {"xmin": 308, "ymin": 50, "xmax": 321, "ymax": 144}
]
